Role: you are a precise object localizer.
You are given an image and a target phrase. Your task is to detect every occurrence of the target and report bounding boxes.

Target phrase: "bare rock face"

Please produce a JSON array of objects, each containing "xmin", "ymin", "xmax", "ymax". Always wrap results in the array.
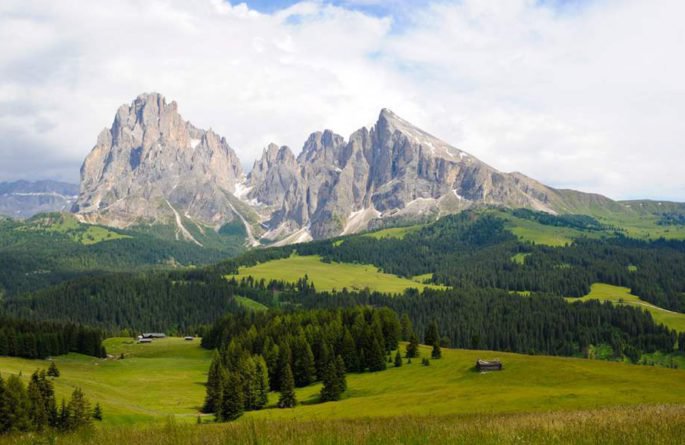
[
  {"xmin": 73, "ymin": 93, "xmax": 246, "ymax": 242},
  {"xmin": 73, "ymin": 93, "xmax": 611, "ymax": 246},
  {"xmin": 247, "ymin": 108, "xmax": 560, "ymax": 242}
]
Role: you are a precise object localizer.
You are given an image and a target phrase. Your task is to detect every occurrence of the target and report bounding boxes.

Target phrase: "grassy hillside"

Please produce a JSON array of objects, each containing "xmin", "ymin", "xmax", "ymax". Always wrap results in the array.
[
  {"xmin": 567, "ymin": 283, "xmax": 685, "ymax": 332},
  {"xmin": 234, "ymin": 296, "xmax": 268, "ymax": 312},
  {"xmin": 20, "ymin": 213, "xmax": 130, "ymax": 245},
  {"xmin": 0, "ymin": 213, "xmax": 243, "ymax": 296},
  {"xmin": 0, "ymin": 338, "xmax": 211, "ymax": 426},
  {"xmin": 363, "ymin": 225, "xmax": 422, "ymax": 240},
  {"xmin": 2, "ymin": 339, "xmax": 685, "ymax": 428},
  {"xmin": 229, "ymin": 254, "xmax": 443, "ymax": 293}
]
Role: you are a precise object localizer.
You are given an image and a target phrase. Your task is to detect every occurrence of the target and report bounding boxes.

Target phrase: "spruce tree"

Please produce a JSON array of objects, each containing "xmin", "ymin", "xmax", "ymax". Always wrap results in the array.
[
  {"xmin": 293, "ymin": 335, "xmax": 316, "ymax": 387},
  {"xmin": 47, "ymin": 361, "xmax": 60, "ymax": 378},
  {"xmin": 253, "ymin": 356, "xmax": 269, "ymax": 410},
  {"xmin": 5, "ymin": 374, "xmax": 31, "ymax": 432},
  {"xmin": 93, "ymin": 403, "xmax": 103, "ymax": 421},
  {"xmin": 57, "ymin": 399, "xmax": 70, "ymax": 431},
  {"xmin": 219, "ymin": 371, "xmax": 244, "ymax": 421},
  {"xmin": 28, "ymin": 373, "xmax": 48, "ymax": 431},
  {"xmin": 66, "ymin": 387, "xmax": 91, "ymax": 430},
  {"xmin": 424, "ymin": 320, "xmax": 440, "ymax": 348},
  {"xmin": 431, "ymin": 340, "xmax": 442, "ymax": 359},
  {"xmin": 241, "ymin": 356, "xmax": 258, "ymax": 410},
  {"xmin": 203, "ymin": 351, "xmax": 223, "ymax": 413},
  {"xmin": 400, "ymin": 314, "xmax": 413, "ymax": 341},
  {"xmin": 0, "ymin": 374, "xmax": 8, "ymax": 434},
  {"xmin": 406, "ymin": 331, "xmax": 419, "ymax": 358},
  {"xmin": 394, "ymin": 350, "xmax": 403, "ymax": 367},
  {"xmin": 335, "ymin": 355, "xmax": 347, "ymax": 392},
  {"xmin": 368, "ymin": 337, "xmax": 387, "ymax": 372},
  {"xmin": 319, "ymin": 360, "xmax": 341, "ymax": 402},
  {"xmin": 340, "ymin": 329, "xmax": 358, "ymax": 373},
  {"xmin": 277, "ymin": 364, "xmax": 297, "ymax": 408}
]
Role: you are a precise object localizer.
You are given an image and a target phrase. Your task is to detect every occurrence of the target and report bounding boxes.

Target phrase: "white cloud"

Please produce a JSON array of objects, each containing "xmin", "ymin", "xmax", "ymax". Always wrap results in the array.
[{"xmin": 0, "ymin": 0, "xmax": 683, "ymax": 201}]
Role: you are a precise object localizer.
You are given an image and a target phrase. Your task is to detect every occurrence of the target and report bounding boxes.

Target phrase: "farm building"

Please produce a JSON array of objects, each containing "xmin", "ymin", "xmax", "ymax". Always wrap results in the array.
[
  {"xmin": 476, "ymin": 359, "xmax": 503, "ymax": 371},
  {"xmin": 184, "ymin": 336, "xmax": 194, "ymax": 341},
  {"xmin": 141, "ymin": 333, "xmax": 166, "ymax": 339}
]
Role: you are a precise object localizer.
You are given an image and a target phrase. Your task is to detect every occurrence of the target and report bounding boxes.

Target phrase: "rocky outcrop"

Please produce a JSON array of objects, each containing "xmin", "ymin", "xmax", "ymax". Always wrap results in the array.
[
  {"xmin": 73, "ymin": 93, "xmax": 251, "ymax": 243},
  {"xmin": 244, "ymin": 108, "xmax": 561, "ymax": 242}
]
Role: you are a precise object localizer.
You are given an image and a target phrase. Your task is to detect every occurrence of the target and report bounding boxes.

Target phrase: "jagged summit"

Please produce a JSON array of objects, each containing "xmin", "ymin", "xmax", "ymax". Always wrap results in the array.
[
  {"xmin": 73, "ymin": 94, "xmax": 612, "ymax": 246},
  {"xmin": 73, "ymin": 93, "xmax": 250, "ymax": 244}
]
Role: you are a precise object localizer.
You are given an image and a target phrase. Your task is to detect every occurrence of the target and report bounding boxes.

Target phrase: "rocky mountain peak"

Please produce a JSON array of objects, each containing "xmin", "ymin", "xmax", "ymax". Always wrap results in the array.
[
  {"xmin": 73, "ymin": 97, "xmax": 603, "ymax": 247},
  {"xmin": 73, "ymin": 93, "xmax": 248, "ymax": 242}
]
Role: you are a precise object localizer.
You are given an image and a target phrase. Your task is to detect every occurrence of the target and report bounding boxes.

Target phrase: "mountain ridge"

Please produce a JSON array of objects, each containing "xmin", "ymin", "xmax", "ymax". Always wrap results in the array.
[
  {"xmin": 0, "ymin": 180, "xmax": 79, "ymax": 218},
  {"xmin": 69, "ymin": 92, "xmax": 657, "ymax": 246}
]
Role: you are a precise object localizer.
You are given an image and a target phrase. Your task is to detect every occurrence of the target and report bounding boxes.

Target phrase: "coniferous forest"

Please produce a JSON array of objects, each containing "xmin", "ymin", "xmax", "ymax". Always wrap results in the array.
[{"xmin": 201, "ymin": 307, "xmax": 399, "ymax": 421}]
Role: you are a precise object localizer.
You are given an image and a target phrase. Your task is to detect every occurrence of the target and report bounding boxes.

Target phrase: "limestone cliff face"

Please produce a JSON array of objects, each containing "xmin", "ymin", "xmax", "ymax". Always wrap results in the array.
[
  {"xmin": 73, "ymin": 93, "xmax": 247, "ymax": 243},
  {"xmin": 246, "ymin": 109, "xmax": 559, "ymax": 242},
  {"xmin": 73, "ymin": 93, "xmax": 608, "ymax": 245}
]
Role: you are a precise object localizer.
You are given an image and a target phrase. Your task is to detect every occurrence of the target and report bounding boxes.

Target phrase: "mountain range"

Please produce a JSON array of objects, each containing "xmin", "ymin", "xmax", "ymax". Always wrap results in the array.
[
  {"xmin": 0, "ymin": 180, "xmax": 79, "ymax": 219},
  {"xmin": 60, "ymin": 92, "xmax": 637, "ymax": 246}
]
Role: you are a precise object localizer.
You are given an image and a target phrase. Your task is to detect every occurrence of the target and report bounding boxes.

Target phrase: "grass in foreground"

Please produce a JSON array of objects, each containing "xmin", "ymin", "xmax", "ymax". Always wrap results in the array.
[
  {"xmin": 1, "ymin": 405, "xmax": 684, "ymax": 445},
  {"xmin": 567, "ymin": 283, "xmax": 685, "ymax": 332},
  {"xmin": 229, "ymin": 254, "xmax": 442, "ymax": 293}
]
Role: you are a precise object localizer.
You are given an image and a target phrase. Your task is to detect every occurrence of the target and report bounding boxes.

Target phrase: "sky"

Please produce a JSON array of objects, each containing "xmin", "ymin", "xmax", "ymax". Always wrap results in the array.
[{"xmin": 0, "ymin": 0, "xmax": 683, "ymax": 201}]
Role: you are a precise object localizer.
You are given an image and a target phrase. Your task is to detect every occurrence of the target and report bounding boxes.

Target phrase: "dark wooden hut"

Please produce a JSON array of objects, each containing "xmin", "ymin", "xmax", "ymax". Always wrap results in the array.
[{"xmin": 476, "ymin": 359, "xmax": 502, "ymax": 371}]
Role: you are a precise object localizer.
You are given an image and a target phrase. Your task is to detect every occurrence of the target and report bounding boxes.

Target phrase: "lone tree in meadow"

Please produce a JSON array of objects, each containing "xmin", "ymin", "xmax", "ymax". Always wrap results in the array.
[
  {"xmin": 47, "ymin": 362, "xmax": 60, "ymax": 378},
  {"xmin": 278, "ymin": 364, "xmax": 297, "ymax": 408}
]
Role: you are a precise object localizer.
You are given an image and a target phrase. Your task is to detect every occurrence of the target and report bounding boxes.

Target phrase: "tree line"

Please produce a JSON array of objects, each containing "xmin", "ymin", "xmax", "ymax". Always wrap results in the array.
[
  {"xmin": 278, "ymin": 285, "xmax": 677, "ymax": 361},
  {"xmin": 0, "ymin": 318, "xmax": 106, "ymax": 359}
]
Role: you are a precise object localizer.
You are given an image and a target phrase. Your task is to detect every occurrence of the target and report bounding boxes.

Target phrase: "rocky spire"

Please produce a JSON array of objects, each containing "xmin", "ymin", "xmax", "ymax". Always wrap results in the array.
[{"xmin": 74, "ymin": 93, "xmax": 247, "ymax": 235}]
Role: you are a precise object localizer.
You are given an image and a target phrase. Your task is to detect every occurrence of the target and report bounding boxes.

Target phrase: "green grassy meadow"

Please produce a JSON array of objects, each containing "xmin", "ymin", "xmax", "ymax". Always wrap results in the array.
[
  {"xmin": 0, "ymin": 338, "xmax": 211, "ymax": 426},
  {"xmin": 229, "ymin": 254, "xmax": 442, "ymax": 293},
  {"xmin": 510, "ymin": 253, "xmax": 530, "ymax": 264},
  {"xmin": 24, "ymin": 213, "xmax": 130, "ymax": 245},
  {"xmin": 363, "ymin": 225, "xmax": 422, "ymax": 240},
  {"xmin": 3, "ymin": 339, "xmax": 685, "ymax": 430},
  {"xmin": 567, "ymin": 283, "xmax": 685, "ymax": 332},
  {"xmin": 234, "ymin": 296, "xmax": 269, "ymax": 311}
]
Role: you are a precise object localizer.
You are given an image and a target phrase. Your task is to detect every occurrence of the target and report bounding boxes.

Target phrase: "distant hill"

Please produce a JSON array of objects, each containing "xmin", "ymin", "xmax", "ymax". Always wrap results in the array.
[
  {"xmin": 0, "ymin": 212, "xmax": 244, "ymax": 296},
  {"xmin": 0, "ymin": 180, "xmax": 78, "ymax": 218}
]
